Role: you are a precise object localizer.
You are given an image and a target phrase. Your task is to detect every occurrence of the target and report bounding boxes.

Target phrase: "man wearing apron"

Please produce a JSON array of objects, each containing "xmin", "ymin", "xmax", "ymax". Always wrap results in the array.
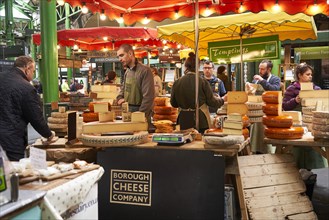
[
  {"xmin": 116, "ymin": 44, "xmax": 155, "ymax": 125},
  {"xmin": 246, "ymin": 59, "xmax": 281, "ymax": 154},
  {"xmin": 170, "ymin": 52, "xmax": 226, "ymax": 134}
]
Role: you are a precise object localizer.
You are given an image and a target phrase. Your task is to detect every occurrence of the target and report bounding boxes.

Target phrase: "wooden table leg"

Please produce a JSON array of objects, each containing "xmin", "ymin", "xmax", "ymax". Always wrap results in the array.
[{"xmin": 235, "ymin": 174, "xmax": 248, "ymax": 220}]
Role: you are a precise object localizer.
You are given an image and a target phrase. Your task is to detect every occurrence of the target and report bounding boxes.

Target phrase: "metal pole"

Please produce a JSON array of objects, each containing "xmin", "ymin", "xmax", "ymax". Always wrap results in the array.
[{"xmin": 194, "ymin": 0, "xmax": 200, "ymax": 131}]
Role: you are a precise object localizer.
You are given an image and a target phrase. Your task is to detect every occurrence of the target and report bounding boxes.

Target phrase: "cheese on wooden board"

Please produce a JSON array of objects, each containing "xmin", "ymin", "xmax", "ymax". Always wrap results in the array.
[
  {"xmin": 223, "ymin": 127, "xmax": 249, "ymax": 136},
  {"xmin": 264, "ymin": 127, "xmax": 304, "ymax": 139},
  {"xmin": 227, "ymin": 91, "xmax": 248, "ymax": 104},
  {"xmin": 300, "ymin": 82, "xmax": 314, "ymax": 91},
  {"xmin": 227, "ymin": 104, "xmax": 248, "ymax": 115},
  {"xmin": 299, "ymin": 90, "xmax": 329, "ymax": 98},
  {"xmin": 122, "ymin": 112, "xmax": 131, "ymax": 122},
  {"xmin": 82, "ymin": 121, "xmax": 148, "ymax": 134},
  {"xmin": 263, "ymin": 115, "xmax": 293, "ymax": 128},
  {"xmin": 98, "ymin": 112, "xmax": 115, "ymax": 122},
  {"xmin": 94, "ymin": 92, "xmax": 117, "ymax": 99},
  {"xmin": 131, "ymin": 112, "xmax": 146, "ymax": 122},
  {"xmin": 248, "ymin": 95, "xmax": 263, "ymax": 103},
  {"xmin": 262, "ymin": 91, "xmax": 282, "ymax": 104},
  {"xmin": 91, "ymin": 85, "xmax": 103, "ymax": 92},
  {"xmin": 282, "ymin": 111, "xmax": 302, "ymax": 122},
  {"xmin": 89, "ymin": 102, "xmax": 111, "ymax": 112},
  {"xmin": 262, "ymin": 103, "xmax": 282, "ymax": 116},
  {"xmin": 203, "ymin": 135, "xmax": 245, "ymax": 147},
  {"xmin": 102, "ymin": 85, "xmax": 117, "ymax": 92}
]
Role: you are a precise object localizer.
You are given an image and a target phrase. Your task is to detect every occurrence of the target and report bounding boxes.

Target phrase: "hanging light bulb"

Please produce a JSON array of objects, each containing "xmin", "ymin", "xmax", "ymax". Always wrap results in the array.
[
  {"xmin": 162, "ymin": 39, "xmax": 167, "ymax": 44},
  {"xmin": 327, "ymin": 0, "xmax": 329, "ymax": 4},
  {"xmin": 103, "ymin": 36, "xmax": 108, "ymax": 41},
  {"xmin": 57, "ymin": 0, "xmax": 65, "ymax": 6},
  {"xmin": 174, "ymin": 10, "xmax": 180, "ymax": 19},
  {"xmin": 57, "ymin": 45, "xmax": 60, "ymax": 49},
  {"xmin": 117, "ymin": 14, "xmax": 124, "ymax": 24},
  {"xmin": 203, "ymin": 5, "xmax": 212, "ymax": 17},
  {"xmin": 310, "ymin": 0, "xmax": 321, "ymax": 14},
  {"xmin": 238, "ymin": 2, "xmax": 246, "ymax": 13},
  {"xmin": 142, "ymin": 15, "xmax": 150, "ymax": 25},
  {"xmin": 100, "ymin": 9, "xmax": 106, "ymax": 20},
  {"xmin": 177, "ymin": 44, "xmax": 181, "ymax": 49},
  {"xmin": 272, "ymin": 0, "xmax": 282, "ymax": 13},
  {"xmin": 78, "ymin": 48, "xmax": 82, "ymax": 53},
  {"xmin": 169, "ymin": 49, "xmax": 173, "ymax": 54},
  {"xmin": 73, "ymin": 44, "xmax": 79, "ymax": 50},
  {"xmin": 81, "ymin": 2, "xmax": 88, "ymax": 14},
  {"xmin": 102, "ymin": 47, "xmax": 108, "ymax": 52},
  {"xmin": 132, "ymin": 46, "xmax": 136, "ymax": 50}
]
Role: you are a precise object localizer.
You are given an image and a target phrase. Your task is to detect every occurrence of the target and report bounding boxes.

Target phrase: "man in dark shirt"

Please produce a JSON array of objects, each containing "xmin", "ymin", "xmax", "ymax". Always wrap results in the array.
[{"xmin": 0, "ymin": 56, "xmax": 56, "ymax": 161}]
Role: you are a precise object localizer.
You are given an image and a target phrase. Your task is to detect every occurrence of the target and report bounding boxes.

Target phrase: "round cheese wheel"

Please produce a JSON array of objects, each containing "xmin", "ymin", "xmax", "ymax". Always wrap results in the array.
[
  {"xmin": 242, "ymin": 115, "xmax": 250, "ymax": 128},
  {"xmin": 262, "ymin": 103, "xmax": 281, "ymax": 116},
  {"xmin": 247, "ymin": 110, "xmax": 264, "ymax": 117},
  {"xmin": 302, "ymin": 106, "xmax": 315, "ymax": 115},
  {"xmin": 265, "ymin": 127, "xmax": 304, "ymax": 139},
  {"xmin": 154, "ymin": 97, "xmax": 168, "ymax": 106},
  {"xmin": 242, "ymin": 128, "xmax": 250, "ymax": 139},
  {"xmin": 262, "ymin": 91, "xmax": 282, "ymax": 104},
  {"xmin": 302, "ymin": 114, "xmax": 313, "ymax": 123},
  {"xmin": 48, "ymin": 123, "xmax": 68, "ymax": 129},
  {"xmin": 313, "ymin": 111, "xmax": 329, "ymax": 119},
  {"xmin": 47, "ymin": 117, "xmax": 67, "ymax": 124},
  {"xmin": 51, "ymin": 112, "xmax": 68, "ymax": 118},
  {"xmin": 246, "ymin": 102, "xmax": 263, "ymax": 110},
  {"xmin": 82, "ymin": 112, "xmax": 99, "ymax": 122},
  {"xmin": 313, "ymin": 117, "xmax": 329, "ymax": 125},
  {"xmin": 249, "ymin": 116, "xmax": 263, "ymax": 123},
  {"xmin": 205, "ymin": 128, "xmax": 223, "ymax": 133},
  {"xmin": 88, "ymin": 102, "xmax": 111, "ymax": 112},
  {"xmin": 263, "ymin": 115, "xmax": 293, "ymax": 128},
  {"xmin": 153, "ymin": 114, "xmax": 177, "ymax": 122},
  {"xmin": 153, "ymin": 106, "xmax": 178, "ymax": 115}
]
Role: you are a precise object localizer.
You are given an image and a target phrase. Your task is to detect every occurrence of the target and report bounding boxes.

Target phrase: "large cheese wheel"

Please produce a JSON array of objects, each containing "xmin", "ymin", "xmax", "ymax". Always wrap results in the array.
[
  {"xmin": 302, "ymin": 114, "xmax": 313, "ymax": 123},
  {"xmin": 312, "ymin": 124, "xmax": 329, "ymax": 132},
  {"xmin": 302, "ymin": 106, "xmax": 315, "ymax": 115},
  {"xmin": 247, "ymin": 110, "xmax": 264, "ymax": 117},
  {"xmin": 88, "ymin": 102, "xmax": 111, "ymax": 112},
  {"xmin": 313, "ymin": 111, "xmax": 329, "ymax": 119},
  {"xmin": 47, "ymin": 117, "xmax": 67, "ymax": 124},
  {"xmin": 82, "ymin": 112, "xmax": 99, "ymax": 123},
  {"xmin": 51, "ymin": 112, "xmax": 68, "ymax": 118},
  {"xmin": 262, "ymin": 103, "xmax": 282, "ymax": 116},
  {"xmin": 249, "ymin": 117, "xmax": 263, "ymax": 123},
  {"xmin": 263, "ymin": 115, "xmax": 293, "ymax": 128},
  {"xmin": 48, "ymin": 123, "xmax": 68, "ymax": 129},
  {"xmin": 242, "ymin": 128, "xmax": 250, "ymax": 139},
  {"xmin": 265, "ymin": 127, "xmax": 304, "ymax": 139},
  {"xmin": 154, "ymin": 97, "xmax": 169, "ymax": 106},
  {"xmin": 153, "ymin": 114, "xmax": 177, "ymax": 122},
  {"xmin": 313, "ymin": 117, "xmax": 329, "ymax": 125},
  {"xmin": 246, "ymin": 102, "xmax": 263, "ymax": 110},
  {"xmin": 262, "ymin": 91, "xmax": 282, "ymax": 104},
  {"xmin": 242, "ymin": 115, "xmax": 250, "ymax": 128},
  {"xmin": 153, "ymin": 106, "xmax": 177, "ymax": 115}
]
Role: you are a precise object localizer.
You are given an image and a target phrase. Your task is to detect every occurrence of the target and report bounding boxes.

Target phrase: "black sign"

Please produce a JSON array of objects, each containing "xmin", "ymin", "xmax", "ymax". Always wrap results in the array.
[
  {"xmin": 97, "ymin": 147, "xmax": 225, "ymax": 220},
  {"xmin": 0, "ymin": 45, "xmax": 25, "ymax": 58}
]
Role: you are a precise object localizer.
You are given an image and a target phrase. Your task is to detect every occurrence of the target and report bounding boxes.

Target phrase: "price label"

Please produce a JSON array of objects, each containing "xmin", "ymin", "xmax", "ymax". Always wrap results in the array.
[{"xmin": 30, "ymin": 147, "xmax": 47, "ymax": 170}]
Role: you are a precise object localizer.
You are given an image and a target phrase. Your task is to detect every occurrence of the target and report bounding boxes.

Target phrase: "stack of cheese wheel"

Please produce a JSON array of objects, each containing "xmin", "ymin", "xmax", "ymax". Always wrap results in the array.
[
  {"xmin": 48, "ymin": 109, "xmax": 68, "ymax": 135},
  {"xmin": 246, "ymin": 95, "xmax": 264, "ymax": 123},
  {"xmin": 153, "ymin": 97, "xmax": 178, "ymax": 123},
  {"xmin": 82, "ymin": 102, "xmax": 111, "ymax": 123},
  {"xmin": 302, "ymin": 106, "xmax": 315, "ymax": 132},
  {"xmin": 223, "ymin": 113, "xmax": 250, "ymax": 140},
  {"xmin": 262, "ymin": 91, "xmax": 304, "ymax": 139},
  {"xmin": 312, "ymin": 111, "xmax": 329, "ymax": 140}
]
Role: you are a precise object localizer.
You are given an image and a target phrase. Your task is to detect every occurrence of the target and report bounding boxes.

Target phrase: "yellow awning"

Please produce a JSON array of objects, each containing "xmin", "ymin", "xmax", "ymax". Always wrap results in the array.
[{"xmin": 157, "ymin": 11, "xmax": 317, "ymax": 57}]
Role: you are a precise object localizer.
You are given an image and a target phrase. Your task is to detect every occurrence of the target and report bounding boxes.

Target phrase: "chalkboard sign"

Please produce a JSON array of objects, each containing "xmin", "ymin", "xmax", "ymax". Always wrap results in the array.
[{"xmin": 97, "ymin": 147, "xmax": 225, "ymax": 220}]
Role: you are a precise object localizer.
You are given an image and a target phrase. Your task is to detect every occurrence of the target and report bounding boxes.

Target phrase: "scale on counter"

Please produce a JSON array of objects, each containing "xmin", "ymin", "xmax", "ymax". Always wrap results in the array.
[{"xmin": 152, "ymin": 132, "xmax": 193, "ymax": 146}]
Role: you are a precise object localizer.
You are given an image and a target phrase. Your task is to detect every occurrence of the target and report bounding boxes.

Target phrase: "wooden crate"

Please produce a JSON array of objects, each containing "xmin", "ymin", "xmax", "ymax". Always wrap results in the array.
[{"xmin": 238, "ymin": 154, "xmax": 317, "ymax": 220}]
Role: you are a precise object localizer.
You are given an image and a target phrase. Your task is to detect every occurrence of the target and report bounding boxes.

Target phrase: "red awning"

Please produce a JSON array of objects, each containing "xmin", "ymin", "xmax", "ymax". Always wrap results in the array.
[
  {"xmin": 64, "ymin": 0, "xmax": 329, "ymax": 25},
  {"xmin": 32, "ymin": 26, "xmax": 182, "ymax": 51}
]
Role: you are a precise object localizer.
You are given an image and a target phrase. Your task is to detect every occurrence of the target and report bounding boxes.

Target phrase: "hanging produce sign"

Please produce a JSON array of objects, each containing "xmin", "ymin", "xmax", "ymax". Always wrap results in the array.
[
  {"xmin": 294, "ymin": 46, "xmax": 329, "ymax": 60},
  {"xmin": 159, "ymin": 53, "xmax": 181, "ymax": 63},
  {"xmin": 58, "ymin": 58, "xmax": 82, "ymax": 68},
  {"xmin": 209, "ymin": 35, "xmax": 279, "ymax": 64},
  {"xmin": 87, "ymin": 50, "xmax": 117, "ymax": 58}
]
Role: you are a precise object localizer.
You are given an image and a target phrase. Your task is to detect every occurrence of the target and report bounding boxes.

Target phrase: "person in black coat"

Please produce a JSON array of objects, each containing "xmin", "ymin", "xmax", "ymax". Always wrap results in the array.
[{"xmin": 0, "ymin": 56, "xmax": 56, "ymax": 161}]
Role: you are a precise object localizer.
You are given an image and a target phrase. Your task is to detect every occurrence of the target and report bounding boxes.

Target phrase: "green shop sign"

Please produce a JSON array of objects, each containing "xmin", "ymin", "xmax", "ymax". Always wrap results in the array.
[
  {"xmin": 294, "ymin": 46, "xmax": 329, "ymax": 60},
  {"xmin": 209, "ymin": 35, "xmax": 279, "ymax": 64}
]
